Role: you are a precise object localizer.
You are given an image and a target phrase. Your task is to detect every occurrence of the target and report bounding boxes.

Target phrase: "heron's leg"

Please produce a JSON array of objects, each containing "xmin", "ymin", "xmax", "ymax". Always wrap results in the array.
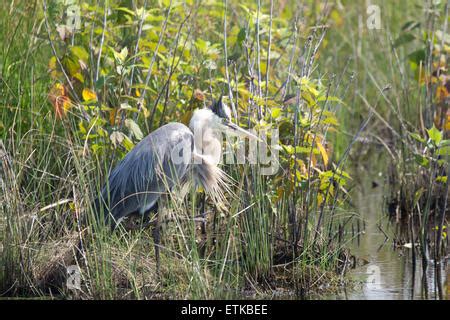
[
  {"xmin": 152, "ymin": 211, "xmax": 161, "ymax": 275},
  {"xmin": 199, "ymin": 193, "xmax": 207, "ymax": 258},
  {"xmin": 141, "ymin": 202, "xmax": 158, "ymax": 228},
  {"xmin": 140, "ymin": 202, "xmax": 161, "ymax": 273}
]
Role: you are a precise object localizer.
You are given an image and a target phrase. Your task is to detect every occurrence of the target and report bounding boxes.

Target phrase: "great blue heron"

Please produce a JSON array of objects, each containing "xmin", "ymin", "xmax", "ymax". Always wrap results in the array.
[{"xmin": 93, "ymin": 97, "xmax": 257, "ymax": 269}]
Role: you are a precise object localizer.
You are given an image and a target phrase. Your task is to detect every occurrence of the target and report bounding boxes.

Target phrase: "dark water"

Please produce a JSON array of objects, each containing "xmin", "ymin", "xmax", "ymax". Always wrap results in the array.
[{"xmin": 329, "ymin": 171, "xmax": 449, "ymax": 300}]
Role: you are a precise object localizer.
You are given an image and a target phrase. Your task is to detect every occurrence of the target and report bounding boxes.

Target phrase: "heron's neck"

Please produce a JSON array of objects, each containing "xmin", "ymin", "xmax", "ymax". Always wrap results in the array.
[{"xmin": 192, "ymin": 128, "xmax": 222, "ymax": 165}]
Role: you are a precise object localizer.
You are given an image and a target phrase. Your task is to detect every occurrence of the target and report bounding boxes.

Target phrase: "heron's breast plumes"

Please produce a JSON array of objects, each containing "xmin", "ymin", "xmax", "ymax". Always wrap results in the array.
[
  {"xmin": 188, "ymin": 107, "xmax": 234, "ymax": 204},
  {"xmin": 190, "ymin": 151, "xmax": 233, "ymax": 205}
]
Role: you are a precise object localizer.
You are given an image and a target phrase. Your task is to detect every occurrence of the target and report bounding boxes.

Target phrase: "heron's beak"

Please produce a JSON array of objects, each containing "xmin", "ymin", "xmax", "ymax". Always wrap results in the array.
[{"xmin": 224, "ymin": 121, "xmax": 260, "ymax": 141}]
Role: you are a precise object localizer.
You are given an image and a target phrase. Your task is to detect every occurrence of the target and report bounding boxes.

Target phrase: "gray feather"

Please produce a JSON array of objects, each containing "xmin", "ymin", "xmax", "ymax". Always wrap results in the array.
[{"xmin": 95, "ymin": 122, "xmax": 193, "ymax": 224}]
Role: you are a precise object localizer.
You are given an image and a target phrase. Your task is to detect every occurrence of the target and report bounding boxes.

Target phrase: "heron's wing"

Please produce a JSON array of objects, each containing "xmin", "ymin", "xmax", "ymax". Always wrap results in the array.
[{"xmin": 99, "ymin": 123, "xmax": 193, "ymax": 222}]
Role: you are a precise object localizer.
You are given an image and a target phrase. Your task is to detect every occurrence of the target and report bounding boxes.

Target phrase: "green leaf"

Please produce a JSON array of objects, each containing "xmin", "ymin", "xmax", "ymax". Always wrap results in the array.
[
  {"xmin": 78, "ymin": 121, "xmax": 87, "ymax": 134},
  {"xmin": 283, "ymin": 145, "xmax": 294, "ymax": 155},
  {"xmin": 401, "ymin": 21, "xmax": 421, "ymax": 32},
  {"xmin": 271, "ymin": 107, "xmax": 282, "ymax": 119},
  {"xmin": 427, "ymin": 125, "xmax": 442, "ymax": 145},
  {"xmin": 414, "ymin": 154, "xmax": 430, "ymax": 168},
  {"xmin": 439, "ymin": 139, "xmax": 450, "ymax": 147},
  {"xmin": 62, "ymin": 55, "xmax": 80, "ymax": 78},
  {"xmin": 122, "ymin": 135, "xmax": 135, "ymax": 151},
  {"xmin": 237, "ymin": 28, "xmax": 246, "ymax": 46},
  {"xmin": 413, "ymin": 187, "xmax": 425, "ymax": 205},
  {"xmin": 70, "ymin": 46, "xmax": 89, "ymax": 63},
  {"xmin": 436, "ymin": 176, "xmax": 448, "ymax": 184},
  {"xmin": 322, "ymin": 114, "xmax": 339, "ymax": 126},
  {"xmin": 408, "ymin": 49, "xmax": 426, "ymax": 65},
  {"xmin": 112, "ymin": 47, "xmax": 129, "ymax": 63},
  {"xmin": 115, "ymin": 7, "xmax": 136, "ymax": 16},
  {"xmin": 394, "ymin": 33, "xmax": 415, "ymax": 47},
  {"xmin": 409, "ymin": 132, "xmax": 426, "ymax": 143},
  {"xmin": 295, "ymin": 146, "xmax": 319, "ymax": 154},
  {"xmin": 437, "ymin": 146, "xmax": 450, "ymax": 156}
]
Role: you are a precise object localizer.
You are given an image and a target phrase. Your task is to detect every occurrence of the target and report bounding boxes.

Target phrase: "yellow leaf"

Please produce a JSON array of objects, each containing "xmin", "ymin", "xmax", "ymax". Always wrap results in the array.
[
  {"xmin": 317, "ymin": 193, "xmax": 324, "ymax": 206},
  {"xmin": 73, "ymin": 72, "xmax": 84, "ymax": 83},
  {"xmin": 316, "ymin": 140, "xmax": 329, "ymax": 167},
  {"xmin": 82, "ymin": 88, "xmax": 97, "ymax": 102},
  {"xmin": 62, "ymin": 97, "xmax": 71, "ymax": 113},
  {"xmin": 276, "ymin": 187, "xmax": 284, "ymax": 200},
  {"xmin": 78, "ymin": 121, "xmax": 87, "ymax": 134},
  {"xmin": 48, "ymin": 56, "xmax": 57, "ymax": 70},
  {"xmin": 48, "ymin": 56, "xmax": 61, "ymax": 79},
  {"xmin": 181, "ymin": 110, "xmax": 193, "ymax": 126},
  {"xmin": 109, "ymin": 109, "xmax": 118, "ymax": 126},
  {"xmin": 142, "ymin": 105, "xmax": 150, "ymax": 118},
  {"xmin": 330, "ymin": 9, "xmax": 344, "ymax": 27},
  {"xmin": 436, "ymin": 85, "xmax": 449, "ymax": 102}
]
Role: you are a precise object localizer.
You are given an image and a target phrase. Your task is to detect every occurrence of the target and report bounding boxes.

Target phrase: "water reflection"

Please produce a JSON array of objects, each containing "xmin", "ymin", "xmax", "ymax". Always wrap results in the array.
[{"xmin": 333, "ymin": 176, "xmax": 448, "ymax": 300}]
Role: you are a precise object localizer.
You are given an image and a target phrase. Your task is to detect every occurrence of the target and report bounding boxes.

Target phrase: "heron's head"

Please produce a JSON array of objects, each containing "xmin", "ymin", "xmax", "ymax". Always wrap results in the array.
[{"xmin": 189, "ymin": 97, "xmax": 258, "ymax": 140}]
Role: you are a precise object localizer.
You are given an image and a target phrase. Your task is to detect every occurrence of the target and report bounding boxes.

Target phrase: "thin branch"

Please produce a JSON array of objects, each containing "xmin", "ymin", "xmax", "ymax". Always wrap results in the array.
[{"xmin": 95, "ymin": 0, "xmax": 108, "ymax": 82}]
